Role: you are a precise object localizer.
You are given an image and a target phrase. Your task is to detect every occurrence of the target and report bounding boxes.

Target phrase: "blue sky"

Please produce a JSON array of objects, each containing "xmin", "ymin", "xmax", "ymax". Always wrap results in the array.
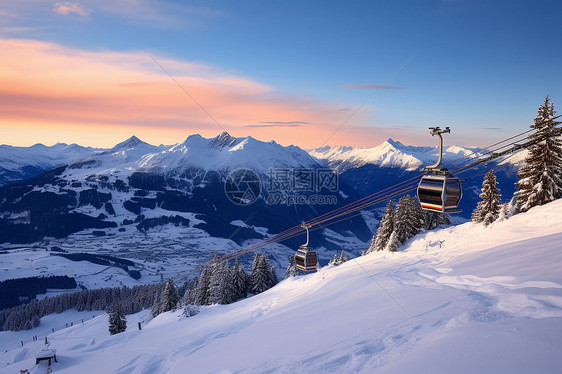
[{"xmin": 1, "ymin": 0, "xmax": 561, "ymax": 148}]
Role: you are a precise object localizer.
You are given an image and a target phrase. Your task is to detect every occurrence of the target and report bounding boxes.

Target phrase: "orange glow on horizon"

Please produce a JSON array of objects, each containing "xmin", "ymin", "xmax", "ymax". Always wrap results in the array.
[{"xmin": 0, "ymin": 38, "xmax": 420, "ymax": 149}]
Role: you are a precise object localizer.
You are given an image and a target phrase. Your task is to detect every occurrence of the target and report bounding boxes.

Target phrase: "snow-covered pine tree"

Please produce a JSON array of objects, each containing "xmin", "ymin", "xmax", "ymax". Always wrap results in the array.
[
  {"xmin": 366, "ymin": 236, "xmax": 376, "ymax": 254},
  {"xmin": 472, "ymin": 169, "xmax": 502, "ymax": 226},
  {"xmin": 31, "ymin": 314, "xmax": 40, "ymax": 328},
  {"xmin": 370, "ymin": 200, "xmax": 395, "ymax": 253},
  {"xmin": 283, "ymin": 256, "xmax": 299, "ymax": 279},
  {"xmin": 387, "ymin": 195, "xmax": 425, "ymax": 251},
  {"xmin": 249, "ymin": 254, "xmax": 272, "ymax": 294},
  {"xmin": 250, "ymin": 253, "xmax": 260, "ymax": 277},
  {"xmin": 498, "ymin": 196, "xmax": 518, "ymax": 221},
  {"xmin": 151, "ymin": 285, "xmax": 163, "ymax": 317},
  {"xmin": 232, "ymin": 259, "xmax": 248, "ymax": 300},
  {"xmin": 269, "ymin": 266, "xmax": 279, "ymax": 288},
  {"xmin": 423, "ymin": 211, "xmax": 450, "ymax": 230},
  {"xmin": 208, "ymin": 262, "xmax": 237, "ymax": 305},
  {"xmin": 384, "ymin": 231, "xmax": 401, "ymax": 252},
  {"xmin": 337, "ymin": 249, "xmax": 348, "ymax": 264},
  {"xmin": 179, "ymin": 278, "xmax": 197, "ymax": 306},
  {"xmin": 329, "ymin": 249, "xmax": 348, "ymax": 265},
  {"xmin": 159, "ymin": 279, "xmax": 179, "ymax": 313},
  {"xmin": 192, "ymin": 266, "xmax": 212, "ymax": 306},
  {"xmin": 108, "ymin": 306, "xmax": 127, "ymax": 335},
  {"xmin": 516, "ymin": 96, "xmax": 562, "ymax": 212}
]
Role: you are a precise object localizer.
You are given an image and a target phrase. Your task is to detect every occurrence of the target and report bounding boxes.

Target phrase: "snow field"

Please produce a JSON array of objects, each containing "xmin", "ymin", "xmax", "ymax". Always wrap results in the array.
[{"xmin": 1, "ymin": 200, "xmax": 562, "ymax": 373}]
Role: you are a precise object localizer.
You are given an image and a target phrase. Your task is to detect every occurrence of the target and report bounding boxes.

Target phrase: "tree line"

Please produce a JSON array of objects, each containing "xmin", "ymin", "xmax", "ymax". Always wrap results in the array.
[
  {"xmin": 472, "ymin": 96, "xmax": 562, "ymax": 226},
  {"xmin": 0, "ymin": 275, "xmax": 77, "ymax": 310},
  {"xmin": 366, "ymin": 196, "xmax": 450, "ymax": 254},
  {"xmin": 0, "ymin": 284, "xmax": 157, "ymax": 331},
  {"xmin": 151, "ymin": 253, "xmax": 278, "ymax": 319}
]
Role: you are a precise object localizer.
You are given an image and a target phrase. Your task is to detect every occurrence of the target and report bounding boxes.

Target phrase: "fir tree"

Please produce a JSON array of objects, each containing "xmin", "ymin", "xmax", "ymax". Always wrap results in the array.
[
  {"xmin": 516, "ymin": 96, "xmax": 562, "ymax": 211},
  {"xmin": 179, "ymin": 278, "xmax": 197, "ymax": 306},
  {"xmin": 283, "ymin": 256, "xmax": 299, "ymax": 279},
  {"xmin": 151, "ymin": 286, "xmax": 163, "ymax": 317},
  {"xmin": 337, "ymin": 249, "xmax": 348, "ymax": 264},
  {"xmin": 232, "ymin": 259, "xmax": 248, "ymax": 299},
  {"xmin": 384, "ymin": 230, "xmax": 401, "ymax": 252},
  {"xmin": 108, "ymin": 306, "xmax": 127, "ymax": 335},
  {"xmin": 369, "ymin": 200, "xmax": 395, "ymax": 253},
  {"xmin": 208, "ymin": 263, "xmax": 237, "ymax": 305},
  {"xmin": 269, "ymin": 266, "xmax": 279, "ymax": 287},
  {"xmin": 386, "ymin": 195, "xmax": 424, "ymax": 251},
  {"xmin": 472, "ymin": 169, "xmax": 502, "ymax": 226},
  {"xmin": 394, "ymin": 195, "xmax": 424, "ymax": 244},
  {"xmin": 160, "ymin": 279, "xmax": 179, "ymax": 313},
  {"xmin": 498, "ymin": 196, "xmax": 518, "ymax": 221},
  {"xmin": 192, "ymin": 266, "xmax": 212, "ymax": 306},
  {"xmin": 329, "ymin": 249, "xmax": 348, "ymax": 265},
  {"xmin": 31, "ymin": 314, "xmax": 40, "ymax": 328},
  {"xmin": 423, "ymin": 211, "xmax": 450, "ymax": 230},
  {"xmin": 249, "ymin": 254, "xmax": 274, "ymax": 294}
]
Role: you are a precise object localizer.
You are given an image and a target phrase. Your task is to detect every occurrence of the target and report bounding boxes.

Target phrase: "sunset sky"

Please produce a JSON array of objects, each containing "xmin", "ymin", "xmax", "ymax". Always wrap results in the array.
[{"xmin": 1, "ymin": 0, "xmax": 561, "ymax": 149}]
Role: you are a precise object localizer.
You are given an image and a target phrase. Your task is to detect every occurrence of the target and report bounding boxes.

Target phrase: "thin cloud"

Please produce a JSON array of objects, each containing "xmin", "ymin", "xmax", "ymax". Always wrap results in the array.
[
  {"xmin": 53, "ymin": 2, "xmax": 93, "ymax": 16},
  {"xmin": 343, "ymin": 84, "xmax": 404, "ymax": 90},
  {"xmin": 90, "ymin": 1, "xmax": 223, "ymax": 22},
  {"xmin": 245, "ymin": 121, "xmax": 310, "ymax": 128},
  {"xmin": 0, "ymin": 10, "xmax": 18, "ymax": 18},
  {"xmin": 119, "ymin": 82, "xmax": 161, "ymax": 87},
  {"xmin": 479, "ymin": 127, "xmax": 502, "ymax": 131},
  {"xmin": 0, "ymin": 27, "xmax": 36, "ymax": 33},
  {"xmin": 261, "ymin": 121, "xmax": 310, "ymax": 125}
]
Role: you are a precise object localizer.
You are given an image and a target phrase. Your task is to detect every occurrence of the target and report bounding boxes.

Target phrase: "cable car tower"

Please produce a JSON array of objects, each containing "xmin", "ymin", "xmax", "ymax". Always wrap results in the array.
[
  {"xmin": 417, "ymin": 127, "xmax": 463, "ymax": 213},
  {"xmin": 294, "ymin": 224, "xmax": 318, "ymax": 272}
]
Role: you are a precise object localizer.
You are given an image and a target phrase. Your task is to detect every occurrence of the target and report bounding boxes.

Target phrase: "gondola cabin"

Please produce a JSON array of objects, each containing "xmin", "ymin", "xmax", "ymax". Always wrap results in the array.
[
  {"xmin": 295, "ymin": 245, "xmax": 318, "ymax": 271},
  {"xmin": 417, "ymin": 174, "xmax": 462, "ymax": 213}
]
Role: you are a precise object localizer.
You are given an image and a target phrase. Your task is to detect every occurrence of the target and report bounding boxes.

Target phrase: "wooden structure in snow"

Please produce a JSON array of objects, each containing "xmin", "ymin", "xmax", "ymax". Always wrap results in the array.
[{"xmin": 35, "ymin": 349, "xmax": 57, "ymax": 365}]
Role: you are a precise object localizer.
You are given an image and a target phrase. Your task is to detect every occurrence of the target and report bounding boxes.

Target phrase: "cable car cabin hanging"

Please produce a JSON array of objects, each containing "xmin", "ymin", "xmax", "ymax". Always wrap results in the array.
[
  {"xmin": 417, "ymin": 127, "xmax": 463, "ymax": 213},
  {"xmin": 294, "ymin": 224, "xmax": 318, "ymax": 272}
]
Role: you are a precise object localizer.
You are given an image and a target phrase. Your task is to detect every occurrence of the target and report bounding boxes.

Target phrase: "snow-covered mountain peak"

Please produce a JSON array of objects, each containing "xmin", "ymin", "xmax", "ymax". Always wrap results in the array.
[
  {"xmin": 111, "ymin": 135, "xmax": 151, "ymax": 151},
  {"xmin": 310, "ymin": 139, "xmax": 482, "ymax": 172},
  {"xmin": 137, "ymin": 133, "xmax": 321, "ymax": 175},
  {"xmin": 382, "ymin": 137, "xmax": 402, "ymax": 148},
  {"xmin": 209, "ymin": 131, "xmax": 238, "ymax": 148}
]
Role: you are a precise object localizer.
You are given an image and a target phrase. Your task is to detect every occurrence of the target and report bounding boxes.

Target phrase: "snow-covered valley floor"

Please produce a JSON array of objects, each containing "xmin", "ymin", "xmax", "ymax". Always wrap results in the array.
[{"xmin": 2, "ymin": 200, "xmax": 562, "ymax": 373}]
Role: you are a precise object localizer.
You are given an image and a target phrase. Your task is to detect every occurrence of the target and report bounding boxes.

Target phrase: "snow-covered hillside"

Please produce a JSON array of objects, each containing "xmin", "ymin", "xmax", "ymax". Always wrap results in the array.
[
  {"xmin": 310, "ymin": 138, "xmax": 482, "ymax": 172},
  {"xmin": 0, "ymin": 132, "xmax": 370, "ymax": 289},
  {"xmin": 0, "ymin": 143, "xmax": 99, "ymax": 186},
  {"xmin": 2, "ymin": 200, "xmax": 561, "ymax": 373}
]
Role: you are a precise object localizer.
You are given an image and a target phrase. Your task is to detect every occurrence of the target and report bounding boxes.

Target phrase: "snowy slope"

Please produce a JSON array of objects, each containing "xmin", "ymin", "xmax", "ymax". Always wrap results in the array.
[
  {"xmin": 0, "ymin": 143, "xmax": 99, "ymax": 186},
  {"xmin": 2, "ymin": 199, "xmax": 561, "ymax": 373},
  {"xmin": 310, "ymin": 138, "xmax": 482, "ymax": 172}
]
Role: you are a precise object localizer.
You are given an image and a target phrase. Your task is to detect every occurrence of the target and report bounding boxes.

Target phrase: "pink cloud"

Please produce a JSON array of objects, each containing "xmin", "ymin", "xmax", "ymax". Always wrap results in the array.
[
  {"xmin": 53, "ymin": 2, "xmax": 92, "ymax": 16},
  {"xmin": 0, "ymin": 38, "xmax": 378, "ymax": 148}
]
